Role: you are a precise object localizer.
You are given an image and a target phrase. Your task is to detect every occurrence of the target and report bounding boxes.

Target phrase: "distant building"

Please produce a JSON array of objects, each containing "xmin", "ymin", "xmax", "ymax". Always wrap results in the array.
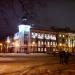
[{"xmin": 5, "ymin": 19, "xmax": 75, "ymax": 53}]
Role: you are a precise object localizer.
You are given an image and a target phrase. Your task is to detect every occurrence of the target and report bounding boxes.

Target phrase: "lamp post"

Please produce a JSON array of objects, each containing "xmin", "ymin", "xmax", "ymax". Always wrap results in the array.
[
  {"xmin": 0, "ymin": 43, "xmax": 3, "ymax": 52},
  {"xmin": 6, "ymin": 37, "xmax": 11, "ymax": 53}
]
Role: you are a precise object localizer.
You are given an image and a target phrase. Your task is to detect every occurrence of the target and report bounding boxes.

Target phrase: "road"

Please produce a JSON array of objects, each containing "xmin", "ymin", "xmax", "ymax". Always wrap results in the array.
[{"xmin": 0, "ymin": 54, "xmax": 75, "ymax": 75}]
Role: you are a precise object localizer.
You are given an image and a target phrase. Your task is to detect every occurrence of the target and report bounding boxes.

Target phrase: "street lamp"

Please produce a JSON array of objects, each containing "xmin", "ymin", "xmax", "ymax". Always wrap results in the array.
[
  {"xmin": 15, "ymin": 42, "xmax": 20, "ymax": 47},
  {"xmin": 6, "ymin": 37, "xmax": 11, "ymax": 43},
  {"xmin": 0, "ymin": 43, "xmax": 3, "ymax": 52},
  {"xmin": 59, "ymin": 43, "xmax": 62, "ymax": 46},
  {"xmin": 6, "ymin": 37, "xmax": 11, "ymax": 52}
]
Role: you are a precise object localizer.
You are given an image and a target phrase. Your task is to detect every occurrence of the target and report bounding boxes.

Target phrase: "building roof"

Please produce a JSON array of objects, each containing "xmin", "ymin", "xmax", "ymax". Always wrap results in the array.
[{"xmin": 31, "ymin": 26, "xmax": 75, "ymax": 33}]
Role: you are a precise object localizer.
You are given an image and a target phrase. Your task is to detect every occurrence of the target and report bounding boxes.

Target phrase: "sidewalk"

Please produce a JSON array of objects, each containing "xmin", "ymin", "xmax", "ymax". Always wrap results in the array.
[
  {"xmin": 0, "ymin": 53, "xmax": 50, "ymax": 57},
  {"xmin": 0, "ymin": 53, "xmax": 74, "ymax": 64},
  {"xmin": 0, "ymin": 53, "xmax": 58, "ymax": 62}
]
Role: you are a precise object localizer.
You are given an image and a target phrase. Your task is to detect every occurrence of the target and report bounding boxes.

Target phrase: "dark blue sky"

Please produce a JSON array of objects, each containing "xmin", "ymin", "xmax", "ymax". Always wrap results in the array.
[
  {"xmin": 0, "ymin": 0, "xmax": 75, "ymax": 38},
  {"xmin": 34, "ymin": 2, "xmax": 75, "ymax": 29}
]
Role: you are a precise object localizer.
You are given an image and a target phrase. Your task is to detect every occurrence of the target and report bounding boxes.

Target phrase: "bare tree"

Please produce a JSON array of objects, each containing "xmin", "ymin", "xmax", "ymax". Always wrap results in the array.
[{"xmin": 18, "ymin": 0, "xmax": 48, "ymax": 20}]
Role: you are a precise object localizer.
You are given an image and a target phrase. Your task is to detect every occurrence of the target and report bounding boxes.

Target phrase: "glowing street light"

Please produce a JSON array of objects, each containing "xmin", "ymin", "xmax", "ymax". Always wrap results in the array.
[
  {"xmin": 14, "ymin": 41, "xmax": 20, "ymax": 47},
  {"xmin": 7, "ymin": 40, "xmax": 10, "ymax": 43},
  {"xmin": 59, "ymin": 43, "xmax": 62, "ymax": 46},
  {"xmin": 6, "ymin": 37, "xmax": 11, "ymax": 43},
  {"xmin": 0, "ymin": 43, "xmax": 2, "ymax": 46},
  {"xmin": 15, "ymin": 43, "xmax": 20, "ymax": 47},
  {"xmin": 32, "ymin": 41, "xmax": 36, "ymax": 47},
  {"xmin": 0, "ymin": 43, "xmax": 3, "ymax": 51},
  {"xmin": 6, "ymin": 37, "xmax": 11, "ymax": 52}
]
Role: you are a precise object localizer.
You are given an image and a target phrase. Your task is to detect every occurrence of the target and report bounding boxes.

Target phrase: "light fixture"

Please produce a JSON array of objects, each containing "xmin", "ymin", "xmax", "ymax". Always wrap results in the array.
[{"xmin": 18, "ymin": 24, "xmax": 31, "ymax": 32}]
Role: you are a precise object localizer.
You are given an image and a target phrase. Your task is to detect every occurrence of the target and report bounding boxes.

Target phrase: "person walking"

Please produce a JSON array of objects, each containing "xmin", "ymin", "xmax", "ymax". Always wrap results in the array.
[
  {"xmin": 59, "ymin": 50, "xmax": 65, "ymax": 64},
  {"xmin": 64, "ymin": 51, "xmax": 70, "ymax": 64}
]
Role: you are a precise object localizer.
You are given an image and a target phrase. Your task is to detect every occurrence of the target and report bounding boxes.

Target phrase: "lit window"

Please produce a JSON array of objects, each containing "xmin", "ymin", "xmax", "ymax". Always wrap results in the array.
[
  {"xmin": 14, "ymin": 41, "xmax": 20, "ymax": 47},
  {"xmin": 38, "ymin": 33, "xmax": 40, "ymax": 38},
  {"xmin": 32, "ymin": 36, "xmax": 36, "ymax": 38},
  {"xmin": 41, "ymin": 41, "xmax": 43, "ymax": 45},
  {"xmin": 38, "ymin": 33, "xmax": 43, "ymax": 39},
  {"xmin": 48, "ymin": 42, "xmax": 49, "ymax": 45},
  {"xmin": 14, "ymin": 33, "xmax": 19, "ymax": 40},
  {"xmin": 51, "ymin": 35, "xmax": 56, "ymax": 40},
  {"xmin": 51, "ymin": 42, "xmax": 52, "ymax": 45},
  {"xmin": 32, "ymin": 41, "xmax": 35, "ymax": 45},
  {"xmin": 69, "ymin": 39, "xmax": 70, "ymax": 41},
  {"xmin": 50, "ymin": 35, "xmax": 52, "ymax": 39},
  {"xmin": 70, "ymin": 45, "xmax": 72, "ymax": 47},
  {"xmin": 32, "ymin": 32, "xmax": 36, "ymax": 38},
  {"xmin": 38, "ymin": 41, "xmax": 40, "ymax": 46},
  {"xmin": 35, "ymin": 33, "xmax": 38, "ymax": 37},
  {"xmin": 32, "ymin": 32, "xmax": 34, "ymax": 35},
  {"xmin": 53, "ymin": 42, "xmax": 56, "ymax": 47},
  {"xmin": 41, "ymin": 48, "xmax": 43, "ymax": 52},
  {"xmin": 73, "ymin": 43, "xmax": 74, "ymax": 47},
  {"xmin": 63, "ymin": 35, "xmax": 65, "ymax": 37},
  {"xmin": 53, "ymin": 49, "xmax": 55, "ymax": 51},
  {"xmin": 59, "ymin": 43, "xmax": 62, "ymax": 46},
  {"xmin": 44, "ymin": 48, "xmax": 46, "ymax": 52},
  {"xmin": 47, "ymin": 42, "xmax": 50, "ymax": 47},
  {"xmin": 45, "ymin": 34, "xmax": 50, "ymax": 39},
  {"xmin": 45, "ymin": 41, "xmax": 46, "ymax": 45},
  {"xmin": 38, "ymin": 48, "xmax": 40, "ymax": 51},
  {"xmin": 59, "ymin": 34, "xmax": 61, "ymax": 37},
  {"xmin": 53, "ymin": 42, "xmax": 55, "ymax": 45}
]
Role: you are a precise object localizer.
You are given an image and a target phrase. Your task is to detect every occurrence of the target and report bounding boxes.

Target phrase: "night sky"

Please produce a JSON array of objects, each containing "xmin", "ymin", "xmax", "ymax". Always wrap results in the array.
[{"xmin": 0, "ymin": 0, "xmax": 75, "ymax": 38}]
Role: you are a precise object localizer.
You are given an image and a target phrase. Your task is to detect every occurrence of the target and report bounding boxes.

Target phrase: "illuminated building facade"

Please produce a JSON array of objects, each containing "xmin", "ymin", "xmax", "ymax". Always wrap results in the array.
[
  {"xmin": 6, "ymin": 25, "xmax": 75, "ymax": 53},
  {"xmin": 12, "ymin": 26, "xmax": 58, "ymax": 53},
  {"xmin": 13, "ymin": 25, "xmax": 31, "ymax": 53},
  {"xmin": 5, "ymin": 18, "xmax": 75, "ymax": 53},
  {"xmin": 31, "ymin": 28, "xmax": 57, "ymax": 53}
]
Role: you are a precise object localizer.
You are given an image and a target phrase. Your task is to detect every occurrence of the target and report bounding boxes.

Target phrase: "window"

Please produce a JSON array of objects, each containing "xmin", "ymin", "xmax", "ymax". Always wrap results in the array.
[
  {"xmin": 41, "ymin": 48, "xmax": 43, "ymax": 52},
  {"xmin": 38, "ymin": 41, "xmax": 40, "ymax": 47},
  {"xmin": 41, "ymin": 41, "xmax": 43, "ymax": 45},
  {"xmin": 51, "ymin": 42, "xmax": 52, "ymax": 45},
  {"xmin": 44, "ymin": 48, "xmax": 46, "ymax": 52},
  {"xmin": 38, "ymin": 48, "xmax": 40, "ymax": 51},
  {"xmin": 38, "ymin": 33, "xmax": 43, "ymax": 39},
  {"xmin": 32, "ymin": 32, "xmax": 36, "ymax": 38}
]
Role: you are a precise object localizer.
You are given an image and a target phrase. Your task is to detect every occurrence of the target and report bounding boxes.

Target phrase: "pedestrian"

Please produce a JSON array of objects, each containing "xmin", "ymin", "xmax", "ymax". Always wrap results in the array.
[
  {"xmin": 59, "ymin": 50, "xmax": 65, "ymax": 64},
  {"xmin": 64, "ymin": 51, "xmax": 70, "ymax": 64}
]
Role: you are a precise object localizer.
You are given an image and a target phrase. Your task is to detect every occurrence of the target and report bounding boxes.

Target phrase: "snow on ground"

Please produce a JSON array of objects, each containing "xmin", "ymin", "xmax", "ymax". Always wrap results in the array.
[
  {"xmin": 0, "ymin": 62, "xmax": 75, "ymax": 75},
  {"xmin": 0, "ymin": 54, "xmax": 74, "ymax": 75}
]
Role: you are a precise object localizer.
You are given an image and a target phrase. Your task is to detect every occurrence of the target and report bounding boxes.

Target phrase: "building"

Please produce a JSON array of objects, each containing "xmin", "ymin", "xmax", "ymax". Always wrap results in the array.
[
  {"xmin": 5, "ymin": 26, "xmax": 75, "ymax": 54},
  {"xmin": 5, "ymin": 19, "xmax": 75, "ymax": 53}
]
